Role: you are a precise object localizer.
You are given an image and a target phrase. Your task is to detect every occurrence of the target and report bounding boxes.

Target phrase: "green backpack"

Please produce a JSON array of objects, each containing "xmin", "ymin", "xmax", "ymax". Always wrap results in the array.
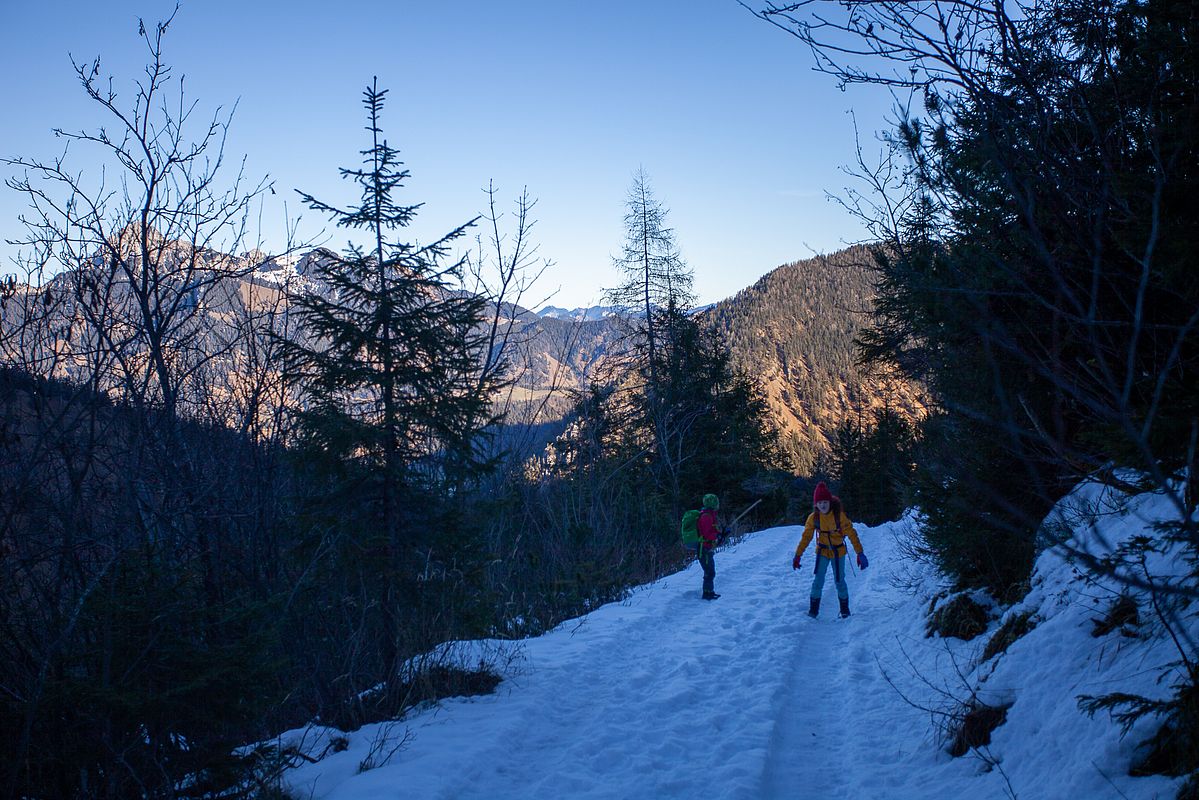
[{"xmin": 680, "ymin": 509, "xmax": 702, "ymax": 548}]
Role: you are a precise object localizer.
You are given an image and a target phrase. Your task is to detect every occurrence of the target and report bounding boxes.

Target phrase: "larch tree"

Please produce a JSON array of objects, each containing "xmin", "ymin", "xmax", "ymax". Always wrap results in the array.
[
  {"xmin": 605, "ymin": 169, "xmax": 698, "ymax": 486},
  {"xmin": 606, "ymin": 167, "xmax": 696, "ymax": 400}
]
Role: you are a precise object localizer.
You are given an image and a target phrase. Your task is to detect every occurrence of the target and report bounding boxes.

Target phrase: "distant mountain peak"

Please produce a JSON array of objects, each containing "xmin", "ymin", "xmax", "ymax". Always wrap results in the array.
[{"xmin": 536, "ymin": 305, "xmax": 624, "ymax": 321}]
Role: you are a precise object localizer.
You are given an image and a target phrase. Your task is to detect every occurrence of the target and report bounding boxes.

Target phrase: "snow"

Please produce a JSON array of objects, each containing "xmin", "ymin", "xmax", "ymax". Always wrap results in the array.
[
  {"xmin": 276, "ymin": 481, "xmax": 1195, "ymax": 799},
  {"xmin": 536, "ymin": 305, "xmax": 624, "ymax": 321}
]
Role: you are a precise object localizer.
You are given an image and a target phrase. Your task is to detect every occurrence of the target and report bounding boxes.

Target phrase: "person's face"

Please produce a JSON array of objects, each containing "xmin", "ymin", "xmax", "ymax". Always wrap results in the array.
[{"xmin": 816, "ymin": 500, "xmax": 831, "ymax": 514}]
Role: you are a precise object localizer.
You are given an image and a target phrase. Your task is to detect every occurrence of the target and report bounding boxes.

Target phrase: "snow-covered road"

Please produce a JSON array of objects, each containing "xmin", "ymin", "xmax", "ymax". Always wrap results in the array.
[
  {"xmin": 280, "ymin": 492, "xmax": 1190, "ymax": 800},
  {"xmin": 283, "ymin": 524, "xmax": 913, "ymax": 799}
]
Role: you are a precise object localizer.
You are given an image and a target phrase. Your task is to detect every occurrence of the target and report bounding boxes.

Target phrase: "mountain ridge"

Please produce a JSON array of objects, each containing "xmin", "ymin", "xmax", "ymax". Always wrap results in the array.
[
  {"xmin": 704, "ymin": 245, "xmax": 925, "ymax": 471},
  {"xmin": 4, "ymin": 241, "xmax": 922, "ymax": 470}
]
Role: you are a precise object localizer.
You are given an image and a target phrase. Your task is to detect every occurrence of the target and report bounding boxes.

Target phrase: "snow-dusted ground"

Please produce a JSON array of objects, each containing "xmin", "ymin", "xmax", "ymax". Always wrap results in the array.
[{"xmin": 279, "ymin": 482, "xmax": 1194, "ymax": 799}]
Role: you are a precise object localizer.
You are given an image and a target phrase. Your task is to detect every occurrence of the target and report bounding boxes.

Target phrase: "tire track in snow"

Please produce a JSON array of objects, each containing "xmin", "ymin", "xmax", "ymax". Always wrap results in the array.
[
  {"xmin": 760, "ymin": 523, "xmax": 927, "ymax": 800},
  {"xmin": 428, "ymin": 527, "xmax": 813, "ymax": 800},
  {"xmin": 760, "ymin": 599, "xmax": 854, "ymax": 797}
]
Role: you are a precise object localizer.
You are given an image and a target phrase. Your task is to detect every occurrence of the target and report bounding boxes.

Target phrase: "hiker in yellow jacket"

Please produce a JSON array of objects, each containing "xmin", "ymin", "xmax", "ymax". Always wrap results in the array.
[{"xmin": 791, "ymin": 481, "xmax": 868, "ymax": 618}]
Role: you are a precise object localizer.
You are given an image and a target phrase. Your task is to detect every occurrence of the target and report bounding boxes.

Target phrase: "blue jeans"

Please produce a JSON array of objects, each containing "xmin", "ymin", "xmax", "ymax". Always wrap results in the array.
[{"xmin": 811, "ymin": 554, "xmax": 849, "ymax": 600}]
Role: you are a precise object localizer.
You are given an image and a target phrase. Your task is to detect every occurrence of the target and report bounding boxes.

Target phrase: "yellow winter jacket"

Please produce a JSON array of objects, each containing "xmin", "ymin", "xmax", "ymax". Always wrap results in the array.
[{"xmin": 794, "ymin": 511, "xmax": 863, "ymax": 559}]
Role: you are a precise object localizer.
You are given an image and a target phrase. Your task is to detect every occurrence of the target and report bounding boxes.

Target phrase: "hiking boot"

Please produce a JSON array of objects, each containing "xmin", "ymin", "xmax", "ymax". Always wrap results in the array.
[
  {"xmin": 702, "ymin": 592, "xmax": 721, "ymax": 600},
  {"xmin": 839, "ymin": 598, "xmax": 851, "ymax": 618},
  {"xmin": 808, "ymin": 598, "xmax": 820, "ymax": 618}
]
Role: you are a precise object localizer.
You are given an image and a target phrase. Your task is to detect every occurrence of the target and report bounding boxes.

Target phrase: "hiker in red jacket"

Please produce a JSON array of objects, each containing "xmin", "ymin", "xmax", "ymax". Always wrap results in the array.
[
  {"xmin": 698, "ymin": 493, "xmax": 724, "ymax": 600},
  {"xmin": 791, "ymin": 481, "xmax": 867, "ymax": 618}
]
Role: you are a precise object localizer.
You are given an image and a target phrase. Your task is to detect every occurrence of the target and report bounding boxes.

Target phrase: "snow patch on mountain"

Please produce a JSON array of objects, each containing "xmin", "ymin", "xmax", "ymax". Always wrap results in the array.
[{"xmin": 537, "ymin": 305, "xmax": 625, "ymax": 321}]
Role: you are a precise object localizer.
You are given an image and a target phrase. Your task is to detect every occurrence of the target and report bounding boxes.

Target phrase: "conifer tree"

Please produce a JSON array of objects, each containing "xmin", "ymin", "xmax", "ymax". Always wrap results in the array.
[
  {"xmin": 831, "ymin": 404, "xmax": 917, "ymax": 526},
  {"xmin": 751, "ymin": 0, "xmax": 1198, "ymax": 598},
  {"xmin": 280, "ymin": 79, "xmax": 499, "ymax": 684},
  {"xmin": 606, "ymin": 167, "xmax": 695, "ymax": 400},
  {"xmin": 667, "ymin": 309, "xmax": 780, "ymax": 510}
]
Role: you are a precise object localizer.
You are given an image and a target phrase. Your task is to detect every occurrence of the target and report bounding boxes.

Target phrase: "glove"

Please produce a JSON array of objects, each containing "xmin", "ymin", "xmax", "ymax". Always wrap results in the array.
[
  {"xmin": 857, "ymin": 552, "xmax": 869, "ymax": 570},
  {"xmin": 792, "ymin": 555, "xmax": 801, "ymax": 570}
]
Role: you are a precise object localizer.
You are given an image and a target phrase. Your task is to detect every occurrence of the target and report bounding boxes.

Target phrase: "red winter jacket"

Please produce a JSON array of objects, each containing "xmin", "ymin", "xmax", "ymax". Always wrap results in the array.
[{"xmin": 698, "ymin": 508, "xmax": 720, "ymax": 551}]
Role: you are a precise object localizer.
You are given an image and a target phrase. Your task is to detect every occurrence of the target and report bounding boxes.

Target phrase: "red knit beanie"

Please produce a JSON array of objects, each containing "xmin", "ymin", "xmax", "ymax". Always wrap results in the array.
[{"xmin": 813, "ymin": 481, "xmax": 832, "ymax": 504}]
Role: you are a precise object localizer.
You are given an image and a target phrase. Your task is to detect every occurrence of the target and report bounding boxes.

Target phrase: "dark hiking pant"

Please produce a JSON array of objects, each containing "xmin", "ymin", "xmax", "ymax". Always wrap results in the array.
[{"xmin": 698, "ymin": 547, "xmax": 716, "ymax": 595}]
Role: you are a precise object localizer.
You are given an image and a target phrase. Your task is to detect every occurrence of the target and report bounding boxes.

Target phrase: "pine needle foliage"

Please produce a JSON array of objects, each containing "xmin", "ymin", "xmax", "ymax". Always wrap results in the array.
[
  {"xmin": 278, "ymin": 79, "xmax": 501, "ymax": 682},
  {"xmin": 283, "ymin": 80, "xmax": 497, "ymax": 478},
  {"xmin": 774, "ymin": 0, "xmax": 1199, "ymax": 595}
]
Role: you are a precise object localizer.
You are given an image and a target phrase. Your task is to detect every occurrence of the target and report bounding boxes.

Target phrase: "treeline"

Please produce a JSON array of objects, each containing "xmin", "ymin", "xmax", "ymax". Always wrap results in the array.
[{"xmin": 0, "ymin": 22, "xmax": 781, "ymax": 800}]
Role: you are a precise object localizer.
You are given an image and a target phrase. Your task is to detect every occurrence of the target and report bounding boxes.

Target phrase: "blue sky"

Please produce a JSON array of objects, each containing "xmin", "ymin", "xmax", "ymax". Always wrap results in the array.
[{"xmin": 0, "ymin": 1, "xmax": 896, "ymax": 308}]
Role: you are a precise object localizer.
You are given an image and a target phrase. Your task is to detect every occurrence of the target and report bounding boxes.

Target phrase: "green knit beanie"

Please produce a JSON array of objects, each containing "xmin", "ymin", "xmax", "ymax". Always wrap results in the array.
[{"xmin": 702, "ymin": 493, "xmax": 719, "ymax": 510}]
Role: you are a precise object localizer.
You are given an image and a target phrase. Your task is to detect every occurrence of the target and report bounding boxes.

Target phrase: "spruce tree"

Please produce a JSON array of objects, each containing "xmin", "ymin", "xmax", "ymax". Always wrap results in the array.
[
  {"xmin": 759, "ymin": 0, "xmax": 1199, "ymax": 596},
  {"xmin": 830, "ymin": 404, "xmax": 917, "ymax": 526},
  {"xmin": 280, "ymin": 80, "xmax": 498, "ymax": 685}
]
